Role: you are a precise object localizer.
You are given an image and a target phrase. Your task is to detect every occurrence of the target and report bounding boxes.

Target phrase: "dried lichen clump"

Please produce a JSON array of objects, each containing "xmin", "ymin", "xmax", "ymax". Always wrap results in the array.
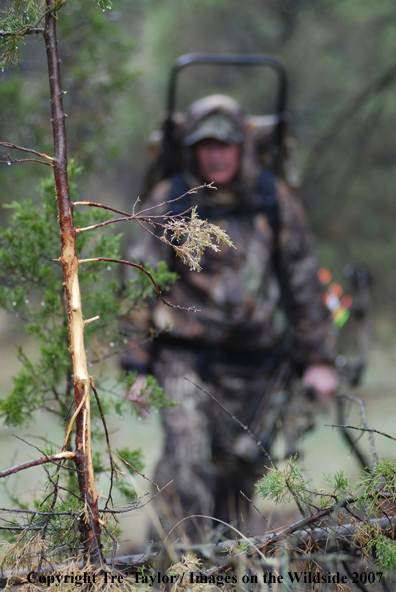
[{"xmin": 165, "ymin": 207, "xmax": 235, "ymax": 272}]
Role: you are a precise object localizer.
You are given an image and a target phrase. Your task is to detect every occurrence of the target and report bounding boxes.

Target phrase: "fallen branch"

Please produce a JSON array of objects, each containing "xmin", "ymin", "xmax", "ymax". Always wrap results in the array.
[
  {"xmin": 0, "ymin": 509, "xmax": 393, "ymax": 587},
  {"xmin": 91, "ymin": 514, "xmax": 396, "ymax": 572}
]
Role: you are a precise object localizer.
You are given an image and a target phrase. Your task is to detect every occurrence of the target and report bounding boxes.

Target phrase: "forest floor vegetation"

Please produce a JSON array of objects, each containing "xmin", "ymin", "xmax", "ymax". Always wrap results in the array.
[{"xmin": 1, "ymin": 311, "xmax": 395, "ymax": 554}]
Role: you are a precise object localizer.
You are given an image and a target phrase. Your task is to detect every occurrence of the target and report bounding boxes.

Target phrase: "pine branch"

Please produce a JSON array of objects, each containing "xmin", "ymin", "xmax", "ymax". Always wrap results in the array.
[
  {"xmin": 0, "ymin": 451, "xmax": 75, "ymax": 479},
  {"xmin": 73, "ymin": 184, "xmax": 211, "ymax": 233},
  {"xmin": 0, "ymin": 141, "xmax": 54, "ymax": 161},
  {"xmin": 78, "ymin": 257, "xmax": 199, "ymax": 311},
  {"xmin": 0, "ymin": 28, "xmax": 44, "ymax": 37},
  {"xmin": 0, "ymin": 158, "xmax": 53, "ymax": 166},
  {"xmin": 73, "ymin": 201, "xmax": 131, "ymax": 216}
]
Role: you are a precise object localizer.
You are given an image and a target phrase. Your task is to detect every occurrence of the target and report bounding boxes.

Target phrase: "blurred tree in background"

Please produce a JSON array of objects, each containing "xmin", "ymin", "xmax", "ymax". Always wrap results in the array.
[
  {"xmin": 2, "ymin": 0, "xmax": 396, "ymax": 305},
  {"xmin": 0, "ymin": 0, "xmax": 136, "ymax": 210}
]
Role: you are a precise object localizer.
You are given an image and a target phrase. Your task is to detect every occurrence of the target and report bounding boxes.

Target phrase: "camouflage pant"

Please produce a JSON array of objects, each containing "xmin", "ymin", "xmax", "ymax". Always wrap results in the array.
[{"xmin": 150, "ymin": 344, "xmax": 286, "ymax": 542}]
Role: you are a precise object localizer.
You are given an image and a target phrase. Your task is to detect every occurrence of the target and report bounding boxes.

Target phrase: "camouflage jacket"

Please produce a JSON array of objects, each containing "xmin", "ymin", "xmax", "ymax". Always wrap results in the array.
[{"xmin": 125, "ymin": 174, "xmax": 337, "ymax": 372}]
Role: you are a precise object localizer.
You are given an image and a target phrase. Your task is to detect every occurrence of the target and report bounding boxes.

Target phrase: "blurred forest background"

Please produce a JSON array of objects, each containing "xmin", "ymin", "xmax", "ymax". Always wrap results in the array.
[
  {"xmin": 1, "ymin": 0, "xmax": 396, "ymax": 550},
  {"xmin": 2, "ymin": 0, "xmax": 396, "ymax": 299}
]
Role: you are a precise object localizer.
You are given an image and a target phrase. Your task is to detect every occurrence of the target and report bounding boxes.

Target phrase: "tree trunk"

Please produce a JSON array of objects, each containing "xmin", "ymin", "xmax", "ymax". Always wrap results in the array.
[{"xmin": 43, "ymin": 0, "xmax": 104, "ymax": 567}]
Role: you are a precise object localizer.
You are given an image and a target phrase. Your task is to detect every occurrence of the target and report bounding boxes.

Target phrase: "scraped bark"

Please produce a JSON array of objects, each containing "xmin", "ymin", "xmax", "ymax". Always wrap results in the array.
[{"xmin": 43, "ymin": 0, "xmax": 104, "ymax": 566}]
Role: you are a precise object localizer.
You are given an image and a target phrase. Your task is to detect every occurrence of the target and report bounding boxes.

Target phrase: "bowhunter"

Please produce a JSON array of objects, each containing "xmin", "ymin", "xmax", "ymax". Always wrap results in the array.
[{"xmin": 123, "ymin": 94, "xmax": 338, "ymax": 541}]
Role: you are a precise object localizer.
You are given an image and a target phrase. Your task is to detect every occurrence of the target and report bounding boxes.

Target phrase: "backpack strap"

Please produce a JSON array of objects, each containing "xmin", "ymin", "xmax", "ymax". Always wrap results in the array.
[
  {"xmin": 256, "ymin": 169, "xmax": 279, "ymax": 241},
  {"xmin": 167, "ymin": 170, "xmax": 289, "ymax": 309},
  {"xmin": 258, "ymin": 170, "xmax": 289, "ymax": 311},
  {"xmin": 166, "ymin": 173, "xmax": 192, "ymax": 215}
]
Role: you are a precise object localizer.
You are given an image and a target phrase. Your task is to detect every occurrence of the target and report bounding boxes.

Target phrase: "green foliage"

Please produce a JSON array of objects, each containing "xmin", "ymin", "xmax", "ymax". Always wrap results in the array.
[
  {"xmin": 0, "ymin": 1, "xmax": 40, "ymax": 70},
  {"xmin": 0, "ymin": 182, "xmax": 66, "ymax": 425},
  {"xmin": 257, "ymin": 456, "xmax": 396, "ymax": 574},
  {"xmin": 367, "ymin": 533, "xmax": 396, "ymax": 572},
  {"xmin": 112, "ymin": 372, "xmax": 175, "ymax": 425},
  {"xmin": 116, "ymin": 446, "xmax": 144, "ymax": 474},
  {"xmin": 357, "ymin": 458, "xmax": 396, "ymax": 515},
  {"xmin": 0, "ymin": 163, "xmax": 176, "ymax": 543},
  {"xmin": 323, "ymin": 469, "xmax": 350, "ymax": 497},
  {"xmin": 0, "ymin": 0, "xmax": 137, "ymax": 213},
  {"xmin": 57, "ymin": 0, "xmax": 136, "ymax": 168},
  {"xmin": 0, "ymin": 1, "xmax": 116, "ymax": 71},
  {"xmin": 256, "ymin": 456, "xmax": 312, "ymax": 505},
  {"xmin": 114, "ymin": 446, "xmax": 145, "ymax": 502},
  {"xmin": 29, "ymin": 493, "xmax": 90, "ymax": 556},
  {"xmin": 4, "ymin": 0, "xmax": 396, "ymax": 309},
  {"xmin": 0, "ymin": 161, "xmax": 176, "ymax": 428},
  {"xmin": 96, "ymin": 0, "xmax": 113, "ymax": 10}
]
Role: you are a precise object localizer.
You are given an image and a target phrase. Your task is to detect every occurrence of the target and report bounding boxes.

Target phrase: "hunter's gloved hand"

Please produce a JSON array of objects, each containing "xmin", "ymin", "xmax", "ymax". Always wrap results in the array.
[
  {"xmin": 126, "ymin": 375, "xmax": 152, "ymax": 418},
  {"xmin": 302, "ymin": 363, "xmax": 338, "ymax": 403}
]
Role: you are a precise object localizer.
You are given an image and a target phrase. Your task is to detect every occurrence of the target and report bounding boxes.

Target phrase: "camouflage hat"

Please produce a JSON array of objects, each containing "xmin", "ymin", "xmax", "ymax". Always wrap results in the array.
[{"xmin": 184, "ymin": 112, "xmax": 244, "ymax": 146}]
